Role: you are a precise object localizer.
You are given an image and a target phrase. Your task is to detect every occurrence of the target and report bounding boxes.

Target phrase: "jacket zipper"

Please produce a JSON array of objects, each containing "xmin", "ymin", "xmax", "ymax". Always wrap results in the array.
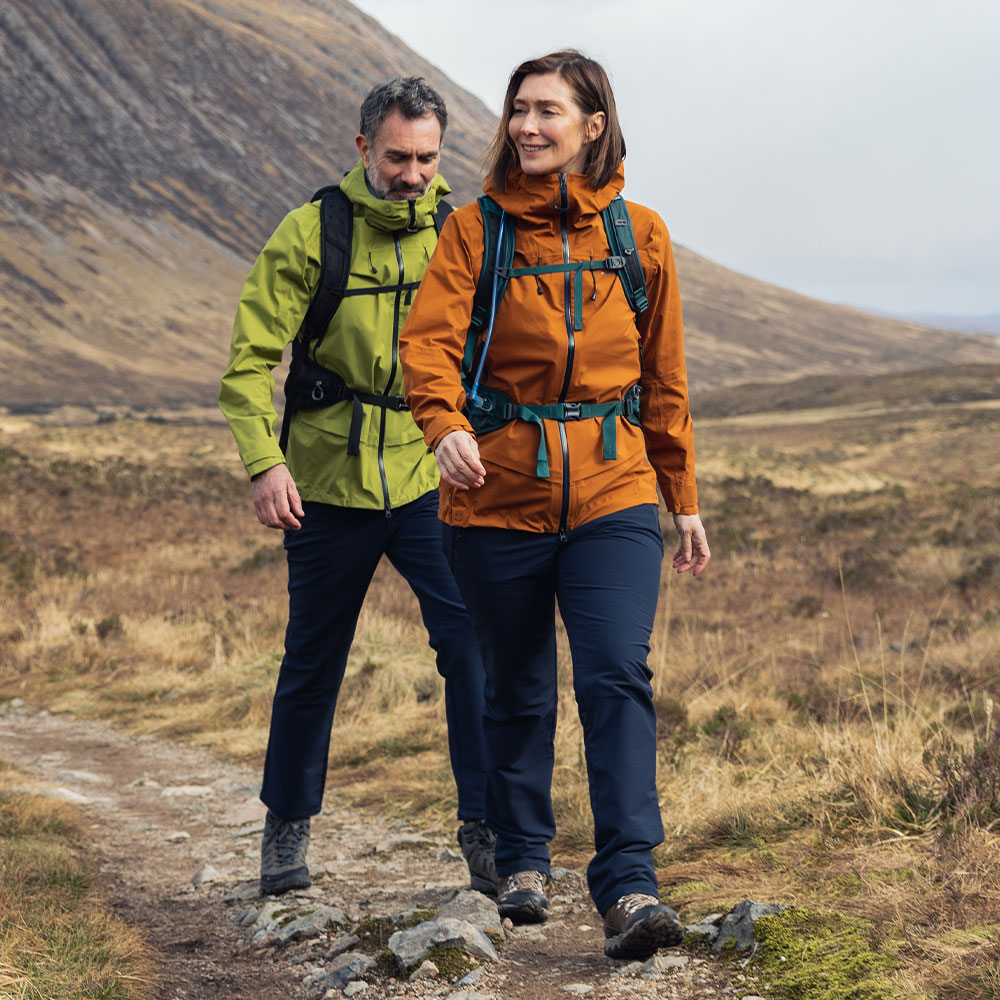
[
  {"xmin": 378, "ymin": 233, "xmax": 405, "ymax": 518},
  {"xmin": 557, "ymin": 174, "xmax": 572, "ymax": 541}
]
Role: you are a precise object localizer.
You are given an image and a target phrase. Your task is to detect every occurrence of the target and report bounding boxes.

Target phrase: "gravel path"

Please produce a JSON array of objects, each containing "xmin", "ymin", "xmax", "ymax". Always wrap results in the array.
[{"xmin": 0, "ymin": 704, "xmax": 752, "ymax": 999}]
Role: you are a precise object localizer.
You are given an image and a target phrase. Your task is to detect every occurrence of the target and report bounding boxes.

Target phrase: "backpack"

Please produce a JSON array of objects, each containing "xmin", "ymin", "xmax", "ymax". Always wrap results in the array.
[
  {"xmin": 460, "ymin": 194, "xmax": 648, "ymax": 478},
  {"xmin": 279, "ymin": 186, "xmax": 453, "ymax": 454}
]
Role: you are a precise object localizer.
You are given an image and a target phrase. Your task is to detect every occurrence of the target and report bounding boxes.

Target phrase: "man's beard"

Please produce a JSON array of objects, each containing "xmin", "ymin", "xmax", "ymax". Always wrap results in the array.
[{"xmin": 367, "ymin": 165, "xmax": 427, "ymax": 201}]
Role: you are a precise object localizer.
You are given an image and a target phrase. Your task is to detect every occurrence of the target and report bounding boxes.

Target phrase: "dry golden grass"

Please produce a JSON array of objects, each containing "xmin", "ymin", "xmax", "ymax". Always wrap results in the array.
[
  {"xmin": 1, "ymin": 374, "xmax": 999, "ymax": 995},
  {"xmin": 0, "ymin": 760, "xmax": 153, "ymax": 999}
]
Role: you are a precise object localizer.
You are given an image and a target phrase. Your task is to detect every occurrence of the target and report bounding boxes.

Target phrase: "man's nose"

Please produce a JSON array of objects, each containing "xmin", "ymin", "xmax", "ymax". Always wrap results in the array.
[{"xmin": 400, "ymin": 160, "xmax": 422, "ymax": 185}]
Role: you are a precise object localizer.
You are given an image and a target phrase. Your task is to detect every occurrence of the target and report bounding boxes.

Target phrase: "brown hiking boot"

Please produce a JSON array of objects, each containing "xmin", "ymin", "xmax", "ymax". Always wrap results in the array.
[
  {"xmin": 603, "ymin": 892, "xmax": 684, "ymax": 959},
  {"xmin": 497, "ymin": 870, "xmax": 549, "ymax": 924}
]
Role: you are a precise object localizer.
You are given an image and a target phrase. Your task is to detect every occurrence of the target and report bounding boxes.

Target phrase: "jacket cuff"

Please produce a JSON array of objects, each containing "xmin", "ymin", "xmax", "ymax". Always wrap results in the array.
[
  {"xmin": 426, "ymin": 413, "xmax": 476, "ymax": 453},
  {"xmin": 662, "ymin": 480, "xmax": 699, "ymax": 515},
  {"xmin": 244, "ymin": 453, "xmax": 286, "ymax": 480}
]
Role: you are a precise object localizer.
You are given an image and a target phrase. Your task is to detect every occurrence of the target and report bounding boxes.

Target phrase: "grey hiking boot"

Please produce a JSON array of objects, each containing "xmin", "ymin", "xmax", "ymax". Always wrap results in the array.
[
  {"xmin": 456, "ymin": 819, "xmax": 498, "ymax": 897},
  {"xmin": 602, "ymin": 892, "xmax": 684, "ymax": 960},
  {"xmin": 497, "ymin": 870, "xmax": 549, "ymax": 924},
  {"xmin": 260, "ymin": 809, "xmax": 311, "ymax": 896}
]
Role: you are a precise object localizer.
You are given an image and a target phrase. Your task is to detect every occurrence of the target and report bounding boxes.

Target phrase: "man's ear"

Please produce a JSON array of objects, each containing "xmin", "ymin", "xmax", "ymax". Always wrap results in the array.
[{"xmin": 356, "ymin": 133, "xmax": 371, "ymax": 167}]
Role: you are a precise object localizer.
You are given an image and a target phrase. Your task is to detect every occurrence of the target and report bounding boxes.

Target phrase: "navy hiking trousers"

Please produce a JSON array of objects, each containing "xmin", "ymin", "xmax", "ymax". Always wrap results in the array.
[
  {"xmin": 260, "ymin": 491, "xmax": 487, "ymax": 822},
  {"xmin": 444, "ymin": 503, "xmax": 665, "ymax": 915}
]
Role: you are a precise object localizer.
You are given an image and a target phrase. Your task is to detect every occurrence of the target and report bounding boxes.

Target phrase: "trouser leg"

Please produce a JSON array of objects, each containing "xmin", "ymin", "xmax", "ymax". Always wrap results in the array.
[
  {"xmin": 444, "ymin": 524, "xmax": 559, "ymax": 876},
  {"xmin": 385, "ymin": 491, "xmax": 487, "ymax": 820},
  {"xmin": 555, "ymin": 504, "xmax": 665, "ymax": 914},
  {"xmin": 260, "ymin": 502, "xmax": 384, "ymax": 820}
]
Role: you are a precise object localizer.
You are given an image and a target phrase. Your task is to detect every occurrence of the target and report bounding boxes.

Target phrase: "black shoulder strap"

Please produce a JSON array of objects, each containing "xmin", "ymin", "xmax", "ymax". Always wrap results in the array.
[
  {"xmin": 435, "ymin": 199, "xmax": 454, "ymax": 235},
  {"xmin": 298, "ymin": 186, "xmax": 354, "ymax": 355},
  {"xmin": 601, "ymin": 196, "xmax": 648, "ymax": 317}
]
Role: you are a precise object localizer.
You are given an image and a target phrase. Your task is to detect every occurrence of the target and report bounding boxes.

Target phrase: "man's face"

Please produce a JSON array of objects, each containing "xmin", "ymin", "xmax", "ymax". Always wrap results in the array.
[{"xmin": 356, "ymin": 110, "xmax": 442, "ymax": 200}]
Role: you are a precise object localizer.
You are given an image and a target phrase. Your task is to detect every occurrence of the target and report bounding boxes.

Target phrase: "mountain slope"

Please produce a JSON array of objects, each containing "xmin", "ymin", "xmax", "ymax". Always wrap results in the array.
[{"xmin": 2, "ymin": 0, "xmax": 998, "ymax": 411}]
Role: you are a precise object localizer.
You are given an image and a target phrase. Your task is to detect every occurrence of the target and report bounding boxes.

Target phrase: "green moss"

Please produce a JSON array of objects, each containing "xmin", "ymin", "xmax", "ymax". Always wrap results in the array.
[
  {"xmin": 353, "ymin": 908, "xmax": 437, "ymax": 950},
  {"xmin": 420, "ymin": 945, "xmax": 477, "ymax": 981},
  {"xmin": 748, "ymin": 908, "xmax": 899, "ymax": 1000}
]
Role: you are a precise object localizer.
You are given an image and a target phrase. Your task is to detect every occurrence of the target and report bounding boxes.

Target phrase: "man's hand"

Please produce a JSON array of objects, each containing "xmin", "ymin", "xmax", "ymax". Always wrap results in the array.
[
  {"xmin": 672, "ymin": 513, "xmax": 710, "ymax": 576},
  {"xmin": 251, "ymin": 464, "xmax": 305, "ymax": 530},
  {"xmin": 435, "ymin": 430, "xmax": 486, "ymax": 490}
]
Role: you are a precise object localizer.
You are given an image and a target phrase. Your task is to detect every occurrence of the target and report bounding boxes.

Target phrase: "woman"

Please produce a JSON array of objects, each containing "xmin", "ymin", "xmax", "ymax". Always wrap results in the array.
[{"xmin": 400, "ymin": 50, "xmax": 709, "ymax": 960}]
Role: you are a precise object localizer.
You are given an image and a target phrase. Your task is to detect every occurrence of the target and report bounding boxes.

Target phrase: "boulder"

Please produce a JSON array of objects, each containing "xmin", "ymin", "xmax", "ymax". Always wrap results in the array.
[
  {"xmin": 388, "ymin": 917, "xmax": 498, "ymax": 969},
  {"xmin": 713, "ymin": 900, "xmax": 789, "ymax": 953}
]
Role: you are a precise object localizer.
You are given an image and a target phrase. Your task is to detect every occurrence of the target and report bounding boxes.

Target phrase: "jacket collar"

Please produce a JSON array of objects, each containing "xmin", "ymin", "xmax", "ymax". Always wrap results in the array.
[
  {"xmin": 339, "ymin": 160, "xmax": 451, "ymax": 234},
  {"xmin": 483, "ymin": 165, "xmax": 625, "ymax": 227}
]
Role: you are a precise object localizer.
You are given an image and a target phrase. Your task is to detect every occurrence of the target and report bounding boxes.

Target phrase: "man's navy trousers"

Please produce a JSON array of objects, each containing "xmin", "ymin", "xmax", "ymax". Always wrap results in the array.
[
  {"xmin": 444, "ymin": 503, "xmax": 666, "ymax": 915},
  {"xmin": 260, "ymin": 491, "xmax": 488, "ymax": 822}
]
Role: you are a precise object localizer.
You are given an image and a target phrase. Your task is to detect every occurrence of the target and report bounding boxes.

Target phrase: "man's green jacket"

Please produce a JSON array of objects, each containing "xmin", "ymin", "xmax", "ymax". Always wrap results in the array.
[{"xmin": 219, "ymin": 161, "xmax": 450, "ymax": 510}]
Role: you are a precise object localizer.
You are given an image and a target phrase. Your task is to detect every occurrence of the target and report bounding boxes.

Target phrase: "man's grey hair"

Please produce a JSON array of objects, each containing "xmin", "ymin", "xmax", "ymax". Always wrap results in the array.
[{"xmin": 359, "ymin": 77, "xmax": 448, "ymax": 146}]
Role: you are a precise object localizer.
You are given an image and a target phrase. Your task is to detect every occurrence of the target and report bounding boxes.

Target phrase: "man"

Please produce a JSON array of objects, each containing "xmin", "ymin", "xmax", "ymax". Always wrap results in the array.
[{"xmin": 219, "ymin": 78, "xmax": 494, "ymax": 897}]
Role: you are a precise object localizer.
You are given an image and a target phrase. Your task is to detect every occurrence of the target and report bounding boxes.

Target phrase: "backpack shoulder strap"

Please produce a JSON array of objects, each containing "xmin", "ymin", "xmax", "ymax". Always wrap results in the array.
[
  {"xmin": 463, "ymin": 196, "xmax": 515, "ymax": 374},
  {"xmin": 298, "ymin": 185, "xmax": 354, "ymax": 354},
  {"xmin": 601, "ymin": 196, "xmax": 648, "ymax": 318},
  {"xmin": 434, "ymin": 199, "xmax": 454, "ymax": 235}
]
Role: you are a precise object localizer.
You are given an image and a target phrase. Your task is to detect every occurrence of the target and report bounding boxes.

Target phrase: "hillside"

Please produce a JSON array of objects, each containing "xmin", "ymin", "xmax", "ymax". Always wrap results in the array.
[{"xmin": 2, "ymin": 0, "xmax": 999, "ymax": 412}]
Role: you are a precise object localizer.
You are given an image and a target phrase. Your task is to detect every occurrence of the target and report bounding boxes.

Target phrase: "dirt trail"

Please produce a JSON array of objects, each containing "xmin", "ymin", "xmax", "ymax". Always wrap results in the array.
[{"xmin": 0, "ymin": 707, "xmax": 744, "ymax": 1000}]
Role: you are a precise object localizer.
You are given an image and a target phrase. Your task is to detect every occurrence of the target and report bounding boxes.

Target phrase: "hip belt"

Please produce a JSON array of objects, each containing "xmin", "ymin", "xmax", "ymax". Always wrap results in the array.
[{"xmin": 463, "ymin": 382, "xmax": 641, "ymax": 478}]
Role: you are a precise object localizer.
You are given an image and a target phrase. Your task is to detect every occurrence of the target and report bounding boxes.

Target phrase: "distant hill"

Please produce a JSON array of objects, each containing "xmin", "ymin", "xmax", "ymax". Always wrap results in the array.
[{"xmin": 2, "ymin": 0, "xmax": 999, "ymax": 412}]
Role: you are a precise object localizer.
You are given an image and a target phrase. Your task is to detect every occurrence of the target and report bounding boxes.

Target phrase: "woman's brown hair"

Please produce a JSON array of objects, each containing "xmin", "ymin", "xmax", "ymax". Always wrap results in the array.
[{"xmin": 485, "ymin": 50, "xmax": 626, "ymax": 191}]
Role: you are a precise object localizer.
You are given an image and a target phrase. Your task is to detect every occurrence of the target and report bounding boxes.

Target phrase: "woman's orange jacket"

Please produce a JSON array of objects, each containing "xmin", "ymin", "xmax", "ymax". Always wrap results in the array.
[{"xmin": 399, "ymin": 165, "xmax": 698, "ymax": 534}]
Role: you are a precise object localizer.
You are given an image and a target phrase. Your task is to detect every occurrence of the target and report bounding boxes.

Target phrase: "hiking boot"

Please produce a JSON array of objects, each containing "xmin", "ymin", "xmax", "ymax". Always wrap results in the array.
[
  {"xmin": 497, "ymin": 870, "xmax": 549, "ymax": 924},
  {"xmin": 260, "ymin": 810, "xmax": 311, "ymax": 896},
  {"xmin": 603, "ymin": 893, "xmax": 684, "ymax": 960},
  {"xmin": 456, "ymin": 819, "xmax": 498, "ymax": 897}
]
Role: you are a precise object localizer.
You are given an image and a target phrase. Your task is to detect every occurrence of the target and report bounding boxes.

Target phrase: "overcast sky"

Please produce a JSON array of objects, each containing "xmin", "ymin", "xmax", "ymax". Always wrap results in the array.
[{"xmin": 352, "ymin": 0, "xmax": 999, "ymax": 317}]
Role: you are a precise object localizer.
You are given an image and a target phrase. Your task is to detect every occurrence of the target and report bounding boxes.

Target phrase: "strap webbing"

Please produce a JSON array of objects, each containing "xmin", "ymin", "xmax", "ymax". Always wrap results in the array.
[{"xmin": 502, "ymin": 257, "xmax": 627, "ymax": 331}]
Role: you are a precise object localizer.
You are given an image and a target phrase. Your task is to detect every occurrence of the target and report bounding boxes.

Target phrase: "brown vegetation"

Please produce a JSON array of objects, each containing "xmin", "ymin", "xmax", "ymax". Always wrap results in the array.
[
  {"xmin": 1, "ymin": 367, "xmax": 999, "ymax": 996},
  {"xmin": 0, "ymin": 761, "xmax": 153, "ymax": 998}
]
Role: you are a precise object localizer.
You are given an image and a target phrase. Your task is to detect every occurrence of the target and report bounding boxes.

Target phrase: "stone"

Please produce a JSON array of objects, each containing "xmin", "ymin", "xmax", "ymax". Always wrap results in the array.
[
  {"xmin": 59, "ymin": 769, "xmax": 110, "ymax": 784},
  {"xmin": 323, "ymin": 952, "xmax": 375, "ymax": 990},
  {"xmin": 164, "ymin": 831, "xmax": 191, "ymax": 843},
  {"xmin": 192, "ymin": 864, "xmax": 224, "ymax": 887},
  {"xmin": 449, "ymin": 993, "xmax": 491, "ymax": 1000},
  {"xmin": 685, "ymin": 913, "xmax": 724, "ymax": 942},
  {"xmin": 161, "ymin": 785, "xmax": 214, "ymax": 798},
  {"xmin": 388, "ymin": 917, "xmax": 498, "ymax": 969},
  {"xmin": 562, "ymin": 985, "xmax": 593, "ymax": 995},
  {"xmin": 437, "ymin": 891, "xmax": 504, "ymax": 938},
  {"xmin": 126, "ymin": 777, "xmax": 162, "ymax": 790},
  {"xmin": 343, "ymin": 983, "xmax": 369, "ymax": 997},
  {"xmin": 455, "ymin": 968, "xmax": 483, "ymax": 987},
  {"xmin": 231, "ymin": 820, "xmax": 266, "ymax": 839},
  {"xmin": 713, "ymin": 900, "xmax": 790, "ymax": 953},
  {"xmin": 223, "ymin": 880, "xmax": 262, "ymax": 903},
  {"xmin": 372, "ymin": 835, "xmax": 438, "ymax": 854},
  {"xmin": 264, "ymin": 905, "xmax": 349, "ymax": 946},
  {"xmin": 439, "ymin": 848, "xmax": 463, "ymax": 862},
  {"xmin": 10, "ymin": 698, "xmax": 24, "ymax": 708},
  {"xmin": 410, "ymin": 960, "xmax": 439, "ymax": 980},
  {"xmin": 42, "ymin": 787, "xmax": 98, "ymax": 805},
  {"xmin": 611, "ymin": 961, "xmax": 642, "ymax": 978},
  {"xmin": 642, "ymin": 953, "xmax": 689, "ymax": 976},
  {"xmin": 325, "ymin": 932, "xmax": 361, "ymax": 959}
]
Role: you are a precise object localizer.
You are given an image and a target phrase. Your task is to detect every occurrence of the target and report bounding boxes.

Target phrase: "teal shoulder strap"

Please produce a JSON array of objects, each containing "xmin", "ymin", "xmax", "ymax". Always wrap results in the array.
[
  {"xmin": 463, "ymin": 196, "xmax": 515, "ymax": 375},
  {"xmin": 601, "ymin": 196, "xmax": 648, "ymax": 317}
]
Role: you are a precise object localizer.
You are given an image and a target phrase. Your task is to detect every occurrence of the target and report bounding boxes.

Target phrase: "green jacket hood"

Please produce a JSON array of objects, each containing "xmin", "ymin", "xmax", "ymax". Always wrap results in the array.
[{"xmin": 339, "ymin": 160, "xmax": 451, "ymax": 233}]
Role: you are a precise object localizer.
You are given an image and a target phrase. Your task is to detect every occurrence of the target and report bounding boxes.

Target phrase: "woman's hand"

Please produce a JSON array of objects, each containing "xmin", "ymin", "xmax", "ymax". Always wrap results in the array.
[
  {"xmin": 435, "ymin": 431, "xmax": 486, "ymax": 490},
  {"xmin": 672, "ymin": 513, "xmax": 710, "ymax": 576}
]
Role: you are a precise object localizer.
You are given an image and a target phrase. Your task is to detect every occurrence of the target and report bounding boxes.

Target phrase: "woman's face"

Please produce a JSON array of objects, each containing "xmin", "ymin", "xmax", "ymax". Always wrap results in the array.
[{"xmin": 507, "ymin": 72, "xmax": 603, "ymax": 177}]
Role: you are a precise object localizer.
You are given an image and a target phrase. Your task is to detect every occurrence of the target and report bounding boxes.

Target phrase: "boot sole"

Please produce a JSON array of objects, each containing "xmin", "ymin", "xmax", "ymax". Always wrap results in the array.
[
  {"xmin": 470, "ymin": 873, "xmax": 498, "ymax": 897},
  {"xmin": 260, "ymin": 866, "xmax": 311, "ymax": 896},
  {"xmin": 498, "ymin": 891, "xmax": 548, "ymax": 924},
  {"xmin": 604, "ymin": 907, "xmax": 684, "ymax": 960}
]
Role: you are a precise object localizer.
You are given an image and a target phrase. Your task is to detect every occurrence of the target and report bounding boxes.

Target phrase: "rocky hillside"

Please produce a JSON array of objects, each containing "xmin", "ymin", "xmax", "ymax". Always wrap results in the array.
[{"xmin": 2, "ymin": 0, "xmax": 998, "ymax": 412}]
